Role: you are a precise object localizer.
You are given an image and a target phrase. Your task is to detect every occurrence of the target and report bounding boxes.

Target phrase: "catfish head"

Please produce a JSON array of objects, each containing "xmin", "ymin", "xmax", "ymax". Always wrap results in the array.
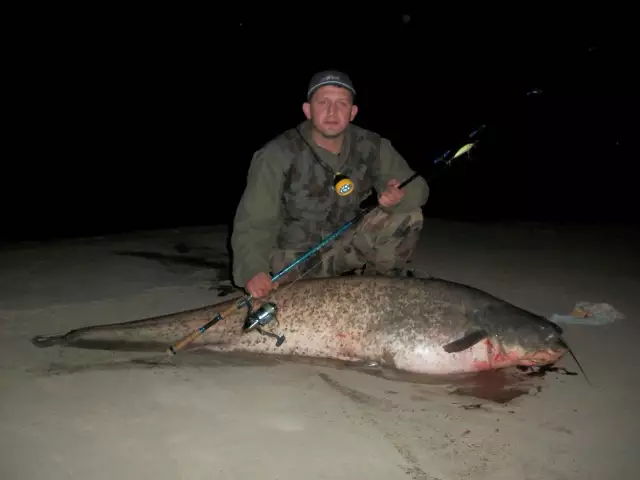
[{"xmin": 443, "ymin": 303, "xmax": 587, "ymax": 382}]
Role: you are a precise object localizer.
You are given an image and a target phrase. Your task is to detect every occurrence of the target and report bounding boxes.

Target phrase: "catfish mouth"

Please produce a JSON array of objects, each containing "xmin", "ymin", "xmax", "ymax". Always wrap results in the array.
[{"xmin": 518, "ymin": 340, "xmax": 569, "ymax": 367}]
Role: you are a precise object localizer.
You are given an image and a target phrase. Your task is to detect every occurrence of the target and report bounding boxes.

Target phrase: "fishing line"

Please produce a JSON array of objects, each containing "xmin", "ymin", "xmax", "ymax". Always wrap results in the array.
[{"xmin": 266, "ymin": 252, "xmax": 327, "ymax": 299}]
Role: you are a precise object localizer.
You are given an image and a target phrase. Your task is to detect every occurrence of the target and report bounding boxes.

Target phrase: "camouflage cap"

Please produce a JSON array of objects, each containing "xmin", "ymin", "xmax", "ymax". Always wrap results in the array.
[{"xmin": 307, "ymin": 70, "xmax": 356, "ymax": 100}]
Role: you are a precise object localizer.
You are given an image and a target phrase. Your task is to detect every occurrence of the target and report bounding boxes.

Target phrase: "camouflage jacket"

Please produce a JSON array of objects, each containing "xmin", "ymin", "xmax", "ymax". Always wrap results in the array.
[{"xmin": 231, "ymin": 119, "xmax": 429, "ymax": 287}]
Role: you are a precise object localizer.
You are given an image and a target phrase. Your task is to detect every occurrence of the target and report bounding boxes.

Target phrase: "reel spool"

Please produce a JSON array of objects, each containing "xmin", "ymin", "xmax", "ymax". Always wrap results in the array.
[
  {"xmin": 242, "ymin": 301, "xmax": 285, "ymax": 347},
  {"xmin": 334, "ymin": 173, "xmax": 354, "ymax": 197}
]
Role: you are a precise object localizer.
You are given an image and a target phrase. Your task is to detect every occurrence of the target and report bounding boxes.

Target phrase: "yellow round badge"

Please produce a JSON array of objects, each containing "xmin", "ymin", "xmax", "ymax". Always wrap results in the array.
[{"xmin": 333, "ymin": 173, "xmax": 354, "ymax": 197}]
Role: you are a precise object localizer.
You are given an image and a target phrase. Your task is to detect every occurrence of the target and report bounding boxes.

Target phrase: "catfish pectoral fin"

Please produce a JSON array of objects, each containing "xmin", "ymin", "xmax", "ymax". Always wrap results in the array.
[{"xmin": 442, "ymin": 330, "xmax": 488, "ymax": 353}]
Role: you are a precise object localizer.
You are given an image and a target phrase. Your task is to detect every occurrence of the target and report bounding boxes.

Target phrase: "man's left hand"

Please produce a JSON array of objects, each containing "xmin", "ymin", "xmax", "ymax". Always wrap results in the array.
[{"xmin": 378, "ymin": 179, "xmax": 405, "ymax": 207}]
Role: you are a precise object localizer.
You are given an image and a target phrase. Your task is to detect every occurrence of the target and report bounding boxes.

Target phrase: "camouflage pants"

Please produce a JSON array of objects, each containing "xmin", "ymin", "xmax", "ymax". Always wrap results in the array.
[{"xmin": 270, "ymin": 208, "xmax": 423, "ymax": 283}]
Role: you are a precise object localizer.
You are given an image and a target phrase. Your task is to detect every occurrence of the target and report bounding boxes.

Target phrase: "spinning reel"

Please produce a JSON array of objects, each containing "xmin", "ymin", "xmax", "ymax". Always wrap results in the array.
[{"xmin": 241, "ymin": 300, "xmax": 285, "ymax": 347}]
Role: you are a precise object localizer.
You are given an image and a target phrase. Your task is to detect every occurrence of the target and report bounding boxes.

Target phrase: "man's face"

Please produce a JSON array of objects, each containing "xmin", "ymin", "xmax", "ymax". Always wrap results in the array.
[{"xmin": 302, "ymin": 85, "xmax": 358, "ymax": 138}]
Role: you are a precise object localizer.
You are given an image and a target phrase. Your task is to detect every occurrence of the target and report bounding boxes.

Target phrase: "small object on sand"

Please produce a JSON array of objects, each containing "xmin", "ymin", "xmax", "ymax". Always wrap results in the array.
[{"xmin": 549, "ymin": 302, "xmax": 625, "ymax": 326}]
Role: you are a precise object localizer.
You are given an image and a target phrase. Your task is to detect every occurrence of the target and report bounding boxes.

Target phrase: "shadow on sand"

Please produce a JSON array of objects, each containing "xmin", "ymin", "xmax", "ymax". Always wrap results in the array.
[{"xmin": 35, "ymin": 348, "xmax": 576, "ymax": 406}]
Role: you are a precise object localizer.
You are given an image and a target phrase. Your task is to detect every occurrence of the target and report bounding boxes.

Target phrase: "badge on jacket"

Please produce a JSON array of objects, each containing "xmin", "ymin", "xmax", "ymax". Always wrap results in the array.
[{"xmin": 334, "ymin": 173, "xmax": 354, "ymax": 196}]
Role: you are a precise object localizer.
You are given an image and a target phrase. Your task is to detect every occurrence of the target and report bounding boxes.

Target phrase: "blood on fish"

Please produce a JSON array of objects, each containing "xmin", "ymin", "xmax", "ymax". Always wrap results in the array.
[
  {"xmin": 491, "ymin": 347, "xmax": 519, "ymax": 366},
  {"xmin": 471, "ymin": 339, "xmax": 522, "ymax": 371}
]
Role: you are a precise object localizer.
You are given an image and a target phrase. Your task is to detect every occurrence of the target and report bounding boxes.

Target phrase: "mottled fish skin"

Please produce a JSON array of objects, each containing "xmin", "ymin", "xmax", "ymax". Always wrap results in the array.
[{"xmin": 31, "ymin": 275, "xmax": 568, "ymax": 375}]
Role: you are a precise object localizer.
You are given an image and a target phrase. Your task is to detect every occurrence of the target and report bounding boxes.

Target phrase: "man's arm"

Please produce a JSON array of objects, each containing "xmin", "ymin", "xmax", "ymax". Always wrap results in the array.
[
  {"xmin": 231, "ymin": 142, "xmax": 289, "ymax": 288},
  {"xmin": 374, "ymin": 138, "xmax": 430, "ymax": 213}
]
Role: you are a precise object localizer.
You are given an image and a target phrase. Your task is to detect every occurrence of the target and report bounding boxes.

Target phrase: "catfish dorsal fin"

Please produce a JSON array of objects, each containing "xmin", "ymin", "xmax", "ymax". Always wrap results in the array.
[{"xmin": 442, "ymin": 329, "xmax": 488, "ymax": 353}]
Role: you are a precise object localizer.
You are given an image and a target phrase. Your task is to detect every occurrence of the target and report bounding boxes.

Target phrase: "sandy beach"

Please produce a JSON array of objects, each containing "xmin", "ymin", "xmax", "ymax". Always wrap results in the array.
[{"xmin": 1, "ymin": 219, "xmax": 638, "ymax": 480}]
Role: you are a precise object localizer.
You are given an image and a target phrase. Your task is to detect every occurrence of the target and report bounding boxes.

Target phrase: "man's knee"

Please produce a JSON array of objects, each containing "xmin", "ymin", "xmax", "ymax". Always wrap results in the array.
[
  {"xmin": 358, "ymin": 208, "xmax": 423, "ymax": 241},
  {"xmin": 269, "ymin": 210, "xmax": 424, "ymax": 282},
  {"xmin": 353, "ymin": 208, "xmax": 423, "ymax": 274},
  {"xmin": 389, "ymin": 209, "xmax": 424, "ymax": 239}
]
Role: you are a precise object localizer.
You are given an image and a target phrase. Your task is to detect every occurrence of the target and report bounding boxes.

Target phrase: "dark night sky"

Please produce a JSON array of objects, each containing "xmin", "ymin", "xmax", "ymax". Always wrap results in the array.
[{"xmin": 4, "ymin": 10, "xmax": 638, "ymax": 243}]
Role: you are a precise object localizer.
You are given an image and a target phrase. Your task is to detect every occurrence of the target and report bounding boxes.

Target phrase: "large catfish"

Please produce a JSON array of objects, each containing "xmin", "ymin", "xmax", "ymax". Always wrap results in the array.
[{"xmin": 31, "ymin": 275, "xmax": 575, "ymax": 376}]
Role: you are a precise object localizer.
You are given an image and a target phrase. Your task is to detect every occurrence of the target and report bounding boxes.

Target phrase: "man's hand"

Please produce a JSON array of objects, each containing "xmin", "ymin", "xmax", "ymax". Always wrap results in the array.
[
  {"xmin": 378, "ymin": 178, "xmax": 405, "ymax": 207},
  {"xmin": 246, "ymin": 272, "xmax": 276, "ymax": 299}
]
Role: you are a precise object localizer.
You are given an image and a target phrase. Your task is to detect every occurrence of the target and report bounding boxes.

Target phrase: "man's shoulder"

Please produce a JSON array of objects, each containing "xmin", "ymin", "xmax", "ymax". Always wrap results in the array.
[
  {"xmin": 246, "ymin": 124, "xmax": 308, "ymax": 175},
  {"xmin": 257, "ymin": 123, "xmax": 305, "ymax": 154}
]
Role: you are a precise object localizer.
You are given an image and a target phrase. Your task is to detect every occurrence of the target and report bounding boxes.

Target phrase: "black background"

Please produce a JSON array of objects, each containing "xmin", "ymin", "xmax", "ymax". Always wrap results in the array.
[{"xmin": 4, "ymin": 8, "xmax": 637, "ymax": 242}]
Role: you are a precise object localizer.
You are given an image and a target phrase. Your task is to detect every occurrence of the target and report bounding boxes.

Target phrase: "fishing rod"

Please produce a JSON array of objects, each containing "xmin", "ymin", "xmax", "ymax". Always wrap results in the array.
[{"xmin": 165, "ymin": 125, "xmax": 485, "ymax": 356}]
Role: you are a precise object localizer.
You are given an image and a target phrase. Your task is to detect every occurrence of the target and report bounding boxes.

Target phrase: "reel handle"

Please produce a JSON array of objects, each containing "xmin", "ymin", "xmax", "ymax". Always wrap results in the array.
[{"xmin": 256, "ymin": 327, "xmax": 285, "ymax": 347}]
